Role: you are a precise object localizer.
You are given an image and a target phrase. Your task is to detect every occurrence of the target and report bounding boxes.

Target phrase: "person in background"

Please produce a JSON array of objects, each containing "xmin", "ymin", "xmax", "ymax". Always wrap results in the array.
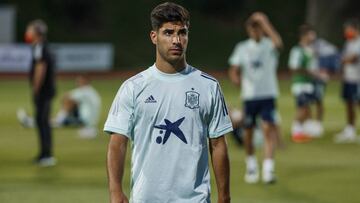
[
  {"xmin": 288, "ymin": 24, "xmax": 326, "ymax": 142},
  {"xmin": 25, "ymin": 19, "xmax": 56, "ymax": 167},
  {"xmin": 334, "ymin": 19, "xmax": 360, "ymax": 143},
  {"xmin": 53, "ymin": 75, "xmax": 101, "ymax": 138},
  {"xmin": 308, "ymin": 34, "xmax": 339, "ymax": 137},
  {"xmin": 228, "ymin": 12, "xmax": 283, "ymax": 184},
  {"xmin": 18, "ymin": 75, "xmax": 101, "ymax": 139}
]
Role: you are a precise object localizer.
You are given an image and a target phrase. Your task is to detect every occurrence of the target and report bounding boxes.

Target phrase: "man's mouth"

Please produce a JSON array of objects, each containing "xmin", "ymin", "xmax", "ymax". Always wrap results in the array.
[{"xmin": 169, "ymin": 48, "xmax": 183, "ymax": 54}]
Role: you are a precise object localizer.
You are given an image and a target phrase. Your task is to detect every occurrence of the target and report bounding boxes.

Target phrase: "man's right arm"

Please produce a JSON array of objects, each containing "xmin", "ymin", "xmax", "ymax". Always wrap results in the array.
[
  {"xmin": 228, "ymin": 65, "xmax": 241, "ymax": 86},
  {"xmin": 252, "ymin": 12, "xmax": 283, "ymax": 49},
  {"xmin": 107, "ymin": 133, "xmax": 129, "ymax": 203}
]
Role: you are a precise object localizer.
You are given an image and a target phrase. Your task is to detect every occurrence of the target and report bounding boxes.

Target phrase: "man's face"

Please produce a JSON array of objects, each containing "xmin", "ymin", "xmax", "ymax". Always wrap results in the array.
[
  {"xmin": 304, "ymin": 30, "xmax": 317, "ymax": 44},
  {"xmin": 150, "ymin": 21, "xmax": 189, "ymax": 64},
  {"xmin": 307, "ymin": 30, "xmax": 317, "ymax": 43},
  {"xmin": 76, "ymin": 76, "xmax": 87, "ymax": 87},
  {"xmin": 25, "ymin": 26, "xmax": 37, "ymax": 44},
  {"xmin": 344, "ymin": 25, "xmax": 359, "ymax": 40},
  {"xmin": 247, "ymin": 25, "xmax": 264, "ymax": 42}
]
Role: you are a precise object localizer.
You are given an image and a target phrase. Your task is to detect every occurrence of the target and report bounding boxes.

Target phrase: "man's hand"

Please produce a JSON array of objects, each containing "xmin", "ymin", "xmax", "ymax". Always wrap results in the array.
[
  {"xmin": 218, "ymin": 195, "xmax": 231, "ymax": 203},
  {"xmin": 249, "ymin": 11, "xmax": 283, "ymax": 49},
  {"xmin": 110, "ymin": 191, "xmax": 129, "ymax": 203},
  {"xmin": 251, "ymin": 12, "xmax": 269, "ymax": 24}
]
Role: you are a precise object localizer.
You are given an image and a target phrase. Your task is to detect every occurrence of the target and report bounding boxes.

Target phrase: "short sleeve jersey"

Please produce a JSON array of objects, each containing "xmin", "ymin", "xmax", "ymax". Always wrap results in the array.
[
  {"xmin": 30, "ymin": 43, "xmax": 56, "ymax": 98},
  {"xmin": 104, "ymin": 64, "xmax": 233, "ymax": 203},
  {"xmin": 69, "ymin": 85, "xmax": 101, "ymax": 126},
  {"xmin": 228, "ymin": 37, "xmax": 279, "ymax": 100},
  {"xmin": 343, "ymin": 37, "xmax": 360, "ymax": 83},
  {"xmin": 288, "ymin": 45, "xmax": 317, "ymax": 95}
]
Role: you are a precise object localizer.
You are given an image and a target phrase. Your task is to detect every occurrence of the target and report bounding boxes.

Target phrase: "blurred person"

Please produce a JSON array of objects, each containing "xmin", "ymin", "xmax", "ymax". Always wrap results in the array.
[
  {"xmin": 18, "ymin": 75, "xmax": 101, "ymax": 139},
  {"xmin": 311, "ymin": 37, "xmax": 338, "ymax": 129},
  {"xmin": 25, "ymin": 19, "xmax": 56, "ymax": 167},
  {"xmin": 291, "ymin": 25, "xmax": 331, "ymax": 140},
  {"xmin": 289, "ymin": 24, "xmax": 321, "ymax": 142},
  {"xmin": 334, "ymin": 19, "xmax": 360, "ymax": 143},
  {"xmin": 53, "ymin": 75, "xmax": 101, "ymax": 138},
  {"xmin": 104, "ymin": 2, "xmax": 232, "ymax": 203},
  {"xmin": 228, "ymin": 12, "xmax": 283, "ymax": 184}
]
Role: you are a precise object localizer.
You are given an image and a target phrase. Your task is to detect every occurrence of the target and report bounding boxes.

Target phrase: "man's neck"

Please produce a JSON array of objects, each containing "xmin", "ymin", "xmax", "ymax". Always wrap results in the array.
[{"xmin": 155, "ymin": 56, "xmax": 187, "ymax": 74}]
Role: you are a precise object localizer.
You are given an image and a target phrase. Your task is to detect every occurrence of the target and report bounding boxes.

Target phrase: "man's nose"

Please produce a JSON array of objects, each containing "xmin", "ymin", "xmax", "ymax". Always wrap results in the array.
[{"xmin": 172, "ymin": 35, "xmax": 180, "ymax": 44}]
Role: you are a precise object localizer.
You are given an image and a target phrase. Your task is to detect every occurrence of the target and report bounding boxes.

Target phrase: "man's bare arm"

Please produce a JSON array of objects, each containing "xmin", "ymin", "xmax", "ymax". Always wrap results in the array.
[
  {"xmin": 107, "ymin": 134, "xmax": 129, "ymax": 203},
  {"xmin": 33, "ymin": 61, "xmax": 47, "ymax": 95},
  {"xmin": 228, "ymin": 65, "xmax": 241, "ymax": 87},
  {"xmin": 209, "ymin": 136, "xmax": 231, "ymax": 203},
  {"xmin": 252, "ymin": 12, "xmax": 283, "ymax": 49}
]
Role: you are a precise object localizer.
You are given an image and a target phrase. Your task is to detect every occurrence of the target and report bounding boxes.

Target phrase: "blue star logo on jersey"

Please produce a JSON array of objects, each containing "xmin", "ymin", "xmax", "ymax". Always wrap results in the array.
[
  {"xmin": 154, "ymin": 117, "xmax": 187, "ymax": 145},
  {"xmin": 252, "ymin": 60, "xmax": 262, "ymax": 69}
]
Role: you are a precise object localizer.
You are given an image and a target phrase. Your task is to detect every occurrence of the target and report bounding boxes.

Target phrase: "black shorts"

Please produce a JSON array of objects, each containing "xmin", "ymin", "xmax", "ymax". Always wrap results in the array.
[
  {"xmin": 243, "ymin": 98, "xmax": 276, "ymax": 128},
  {"xmin": 342, "ymin": 82, "xmax": 359, "ymax": 102},
  {"xmin": 295, "ymin": 92, "xmax": 316, "ymax": 107}
]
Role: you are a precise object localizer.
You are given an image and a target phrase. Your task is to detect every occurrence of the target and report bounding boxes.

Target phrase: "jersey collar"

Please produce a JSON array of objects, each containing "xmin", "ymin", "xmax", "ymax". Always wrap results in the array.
[{"xmin": 150, "ymin": 63, "xmax": 193, "ymax": 81}]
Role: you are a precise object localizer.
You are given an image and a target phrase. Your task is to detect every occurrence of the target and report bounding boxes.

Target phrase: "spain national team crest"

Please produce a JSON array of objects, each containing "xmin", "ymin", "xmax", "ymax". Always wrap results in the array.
[{"xmin": 185, "ymin": 90, "xmax": 200, "ymax": 109}]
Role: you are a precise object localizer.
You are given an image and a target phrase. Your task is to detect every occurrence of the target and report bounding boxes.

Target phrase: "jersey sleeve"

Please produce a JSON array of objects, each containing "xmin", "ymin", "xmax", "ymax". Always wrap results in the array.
[
  {"xmin": 104, "ymin": 81, "xmax": 135, "ymax": 139},
  {"xmin": 288, "ymin": 47, "xmax": 301, "ymax": 70},
  {"xmin": 265, "ymin": 37, "xmax": 279, "ymax": 58},
  {"xmin": 208, "ymin": 83, "xmax": 233, "ymax": 138},
  {"xmin": 228, "ymin": 43, "xmax": 244, "ymax": 68}
]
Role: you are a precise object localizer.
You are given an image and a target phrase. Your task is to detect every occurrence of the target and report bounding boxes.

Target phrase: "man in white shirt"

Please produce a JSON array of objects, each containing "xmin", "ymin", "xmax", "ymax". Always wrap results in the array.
[
  {"xmin": 335, "ymin": 19, "xmax": 360, "ymax": 143},
  {"xmin": 53, "ymin": 75, "xmax": 101, "ymax": 138},
  {"xmin": 104, "ymin": 2, "xmax": 232, "ymax": 203},
  {"xmin": 228, "ymin": 12, "xmax": 283, "ymax": 184}
]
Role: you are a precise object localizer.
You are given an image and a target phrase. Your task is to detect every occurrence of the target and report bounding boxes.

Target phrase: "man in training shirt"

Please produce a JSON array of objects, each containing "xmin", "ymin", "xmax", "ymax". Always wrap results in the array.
[
  {"xmin": 335, "ymin": 19, "xmax": 360, "ymax": 143},
  {"xmin": 104, "ymin": 2, "xmax": 232, "ymax": 203},
  {"xmin": 228, "ymin": 12, "xmax": 283, "ymax": 184}
]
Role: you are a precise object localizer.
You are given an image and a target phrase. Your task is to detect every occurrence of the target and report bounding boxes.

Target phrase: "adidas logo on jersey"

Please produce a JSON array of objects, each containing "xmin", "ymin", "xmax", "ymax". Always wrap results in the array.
[{"xmin": 145, "ymin": 95, "xmax": 157, "ymax": 103}]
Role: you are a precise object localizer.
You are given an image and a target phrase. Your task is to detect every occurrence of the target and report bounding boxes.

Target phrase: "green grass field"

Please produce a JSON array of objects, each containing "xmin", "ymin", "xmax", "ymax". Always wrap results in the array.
[{"xmin": 1, "ymin": 78, "xmax": 360, "ymax": 203}]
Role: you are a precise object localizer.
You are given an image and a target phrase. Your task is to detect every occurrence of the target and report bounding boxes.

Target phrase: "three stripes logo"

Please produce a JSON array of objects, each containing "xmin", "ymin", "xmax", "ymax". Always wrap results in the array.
[{"xmin": 145, "ymin": 95, "xmax": 157, "ymax": 103}]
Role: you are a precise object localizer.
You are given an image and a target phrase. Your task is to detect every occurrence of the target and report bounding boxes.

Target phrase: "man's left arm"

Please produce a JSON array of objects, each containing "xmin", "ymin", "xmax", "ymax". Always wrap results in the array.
[
  {"xmin": 209, "ymin": 136, "xmax": 231, "ymax": 203},
  {"xmin": 33, "ymin": 61, "xmax": 47, "ymax": 96}
]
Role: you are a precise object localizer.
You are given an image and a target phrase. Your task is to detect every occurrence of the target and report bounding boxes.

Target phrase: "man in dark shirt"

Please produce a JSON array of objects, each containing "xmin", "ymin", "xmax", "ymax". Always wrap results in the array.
[{"xmin": 25, "ymin": 19, "xmax": 56, "ymax": 166}]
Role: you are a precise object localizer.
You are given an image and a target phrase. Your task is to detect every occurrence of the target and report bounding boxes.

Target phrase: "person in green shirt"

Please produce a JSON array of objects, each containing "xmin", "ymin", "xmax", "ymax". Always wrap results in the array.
[{"xmin": 288, "ymin": 24, "xmax": 325, "ymax": 143}]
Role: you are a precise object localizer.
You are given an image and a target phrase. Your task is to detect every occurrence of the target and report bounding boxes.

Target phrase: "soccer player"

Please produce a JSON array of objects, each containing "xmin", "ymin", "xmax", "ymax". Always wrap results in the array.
[
  {"xmin": 289, "ymin": 24, "xmax": 325, "ymax": 142},
  {"xmin": 53, "ymin": 75, "xmax": 101, "ymax": 138},
  {"xmin": 104, "ymin": 2, "xmax": 232, "ymax": 203},
  {"xmin": 25, "ymin": 19, "xmax": 56, "ymax": 166},
  {"xmin": 334, "ymin": 19, "xmax": 360, "ymax": 143},
  {"xmin": 228, "ymin": 12, "xmax": 283, "ymax": 184}
]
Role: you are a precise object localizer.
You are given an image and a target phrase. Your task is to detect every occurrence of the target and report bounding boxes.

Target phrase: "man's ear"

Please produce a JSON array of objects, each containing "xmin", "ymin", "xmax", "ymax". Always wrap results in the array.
[{"xmin": 150, "ymin": 30, "xmax": 157, "ymax": 45}]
